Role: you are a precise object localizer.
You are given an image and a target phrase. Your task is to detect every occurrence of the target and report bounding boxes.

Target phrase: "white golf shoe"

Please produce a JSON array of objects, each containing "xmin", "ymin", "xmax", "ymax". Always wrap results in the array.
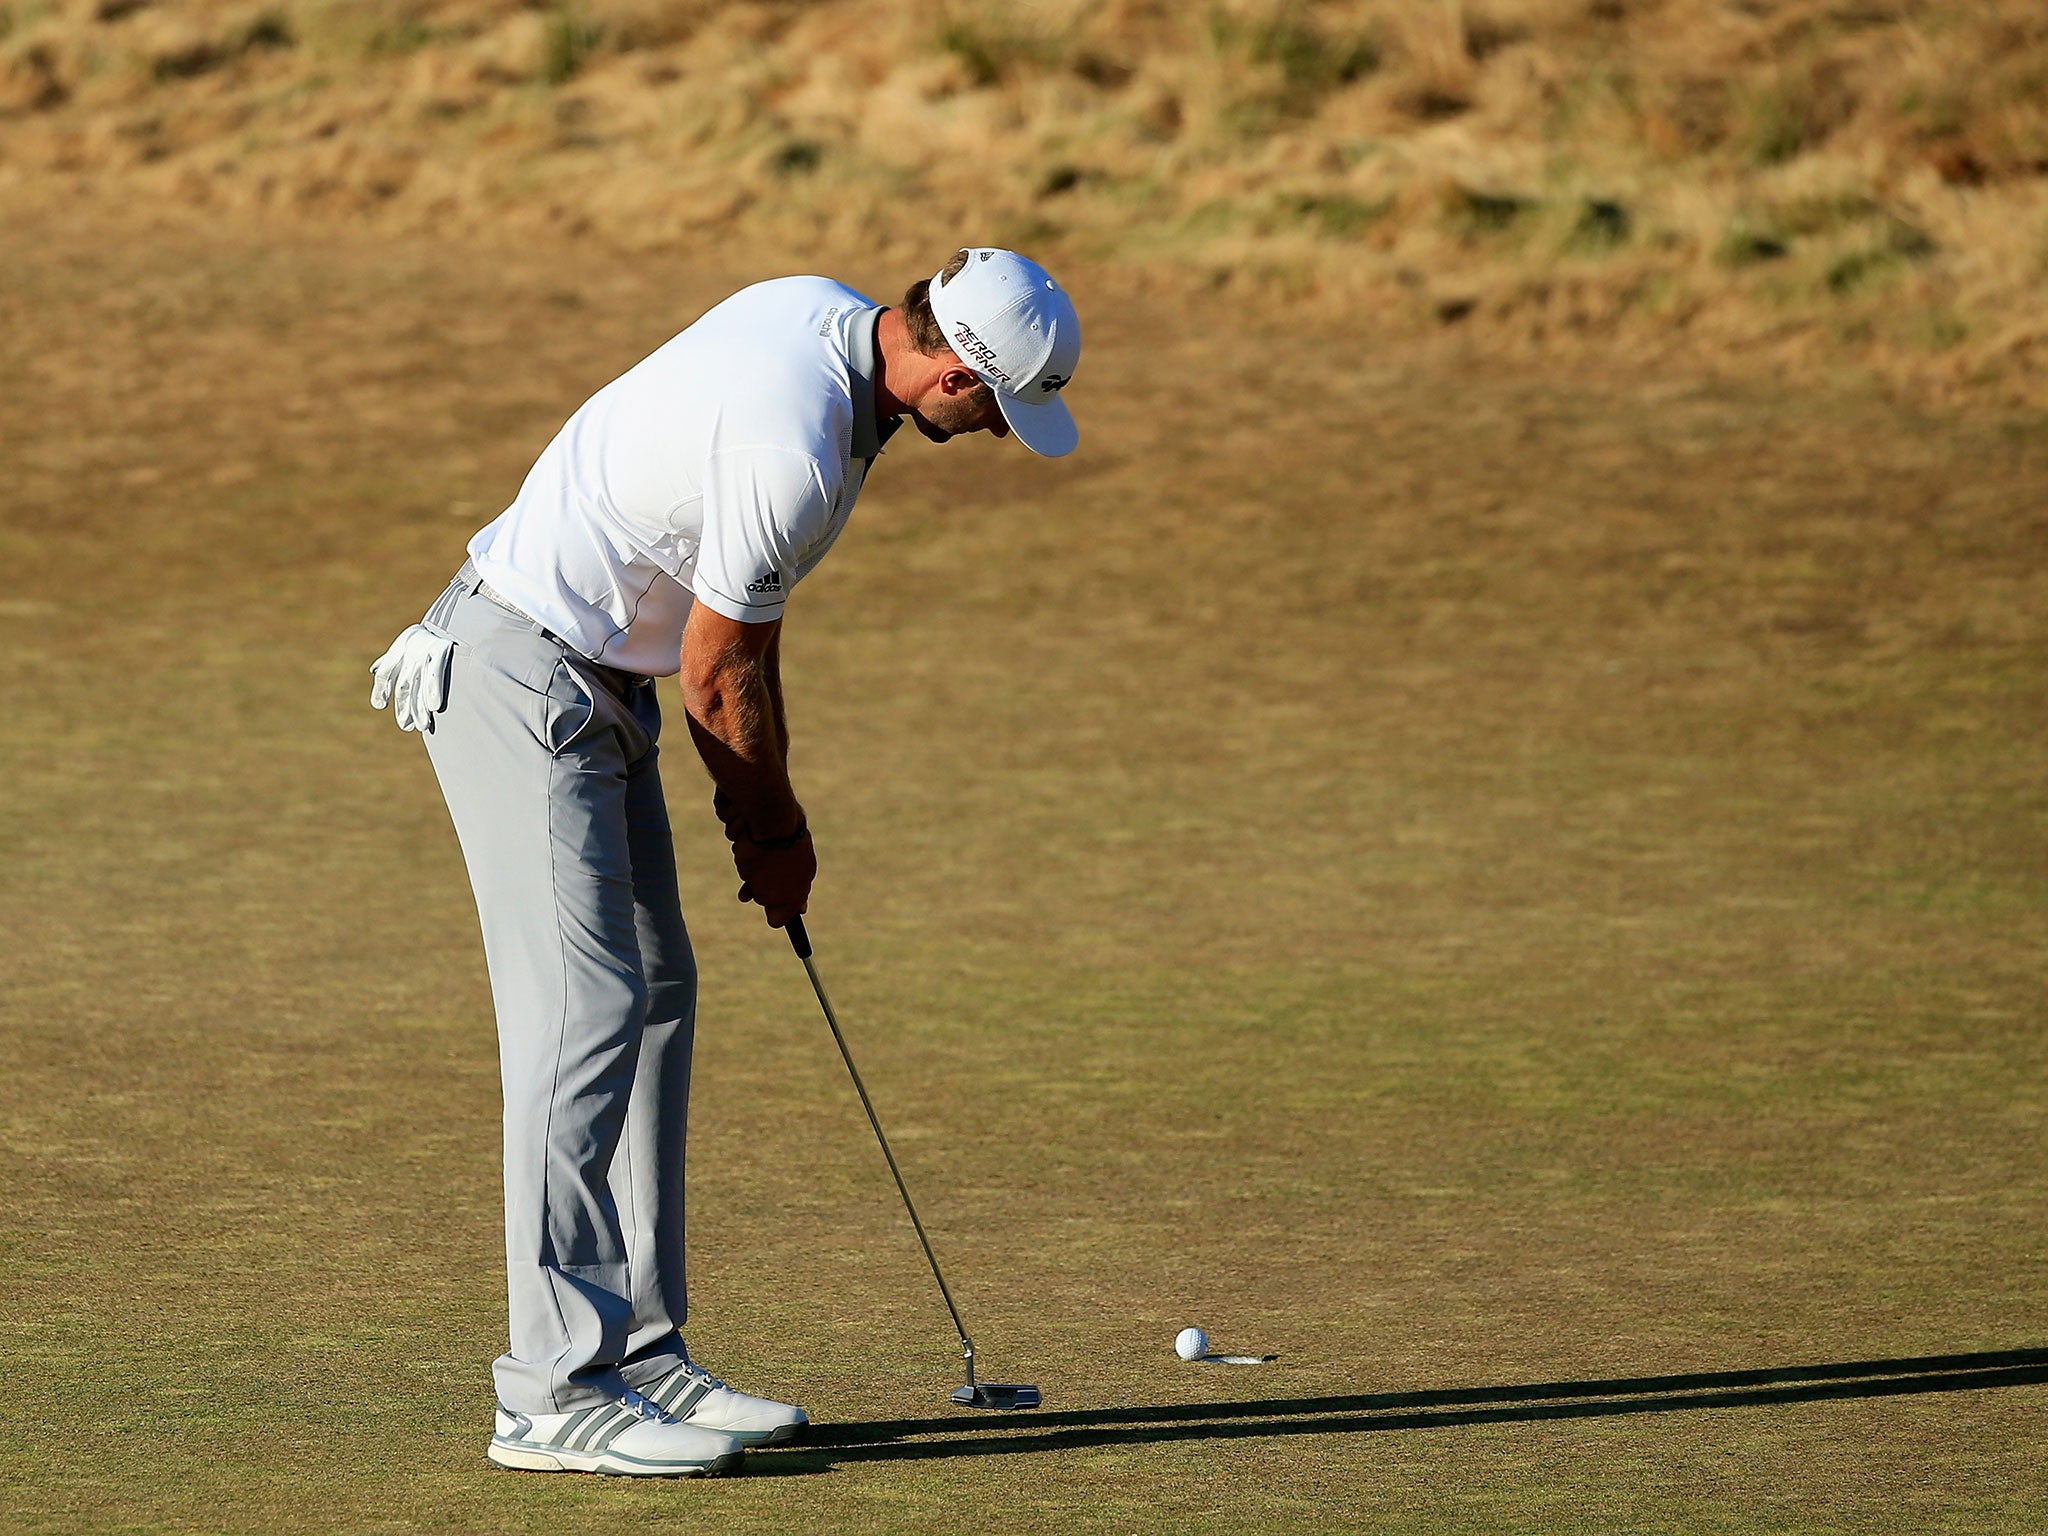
[
  {"xmin": 637, "ymin": 1350, "xmax": 809, "ymax": 1446},
  {"xmin": 487, "ymin": 1387, "xmax": 747, "ymax": 1477}
]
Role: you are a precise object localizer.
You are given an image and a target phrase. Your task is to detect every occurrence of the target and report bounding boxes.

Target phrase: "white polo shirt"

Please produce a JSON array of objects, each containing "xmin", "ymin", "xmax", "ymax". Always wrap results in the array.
[{"xmin": 466, "ymin": 276, "xmax": 896, "ymax": 676}]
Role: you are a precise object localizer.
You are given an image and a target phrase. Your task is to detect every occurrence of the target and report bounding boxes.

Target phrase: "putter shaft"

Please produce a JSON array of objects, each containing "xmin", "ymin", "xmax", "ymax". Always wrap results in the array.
[{"xmin": 785, "ymin": 915, "xmax": 978, "ymax": 1391}]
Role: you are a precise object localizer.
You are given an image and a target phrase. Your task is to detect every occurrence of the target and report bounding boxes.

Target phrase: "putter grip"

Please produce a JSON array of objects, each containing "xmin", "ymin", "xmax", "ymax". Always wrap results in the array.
[{"xmin": 785, "ymin": 914, "xmax": 812, "ymax": 959}]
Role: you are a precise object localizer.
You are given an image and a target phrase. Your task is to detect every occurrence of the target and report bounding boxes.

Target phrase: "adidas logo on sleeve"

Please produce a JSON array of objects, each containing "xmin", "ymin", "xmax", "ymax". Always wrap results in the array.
[{"xmin": 744, "ymin": 571, "xmax": 783, "ymax": 595}]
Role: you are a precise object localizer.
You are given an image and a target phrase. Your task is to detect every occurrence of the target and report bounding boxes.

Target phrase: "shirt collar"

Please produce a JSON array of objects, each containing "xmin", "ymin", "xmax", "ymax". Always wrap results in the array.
[{"xmin": 846, "ymin": 305, "xmax": 900, "ymax": 461}]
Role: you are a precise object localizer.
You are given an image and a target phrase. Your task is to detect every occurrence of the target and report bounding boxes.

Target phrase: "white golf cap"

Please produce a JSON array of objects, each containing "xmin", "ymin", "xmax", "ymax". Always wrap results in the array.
[{"xmin": 926, "ymin": 248, "xmax": 1081, "ymax": 458}]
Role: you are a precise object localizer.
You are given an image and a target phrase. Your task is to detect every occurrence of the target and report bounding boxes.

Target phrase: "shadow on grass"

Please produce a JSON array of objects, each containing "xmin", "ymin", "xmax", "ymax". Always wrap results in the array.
[{"xmin": 756, "ymin": 1348, "xmax": 2048, "ymax": 1470}]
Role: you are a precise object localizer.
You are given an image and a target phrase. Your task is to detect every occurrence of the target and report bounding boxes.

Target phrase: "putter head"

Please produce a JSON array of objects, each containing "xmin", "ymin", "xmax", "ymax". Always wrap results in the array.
[{"xmin": 951, "ymin": 1383, "xmax": 1041, "ymax": 1410}]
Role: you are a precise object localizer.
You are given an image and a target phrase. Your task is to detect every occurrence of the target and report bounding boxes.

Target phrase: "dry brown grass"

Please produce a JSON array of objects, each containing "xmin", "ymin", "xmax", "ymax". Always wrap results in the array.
[{"xmin": 3, "ymin": 0, "xmax": 2048, "ymax": 403}]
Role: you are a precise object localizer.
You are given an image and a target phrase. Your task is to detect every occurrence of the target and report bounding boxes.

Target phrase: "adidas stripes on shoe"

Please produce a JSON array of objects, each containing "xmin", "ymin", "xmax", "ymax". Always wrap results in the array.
[
  {"xmin": 488, "ymin": 1387, "xmax": 747, "ymax": 1477},
  {"xmin": 637, "ymin": 1351, "xmax": 809, "ymax": 1446}
]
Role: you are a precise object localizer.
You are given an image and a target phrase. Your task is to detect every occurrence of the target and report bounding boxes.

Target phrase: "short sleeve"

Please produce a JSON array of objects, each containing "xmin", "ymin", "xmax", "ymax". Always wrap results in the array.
[{"xmin": 693, "ymin": 446, "xmax": 832, "ymax": 623}]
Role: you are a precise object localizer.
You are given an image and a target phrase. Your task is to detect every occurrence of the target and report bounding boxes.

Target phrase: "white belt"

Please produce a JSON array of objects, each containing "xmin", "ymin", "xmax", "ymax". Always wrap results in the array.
[
  {"xmin": 474, "ymin": 579, "xmax": 651, "ymax": 691},
  {"xmin": 475, "ymin": 579, "xmax": 543, "ymax": 630}
]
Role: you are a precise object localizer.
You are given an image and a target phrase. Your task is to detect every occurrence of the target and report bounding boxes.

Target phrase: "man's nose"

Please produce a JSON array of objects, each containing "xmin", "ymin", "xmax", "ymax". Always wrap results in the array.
[{"xmin": 990, "ymin": 416, "xmax": 1010, "ymax": 439}]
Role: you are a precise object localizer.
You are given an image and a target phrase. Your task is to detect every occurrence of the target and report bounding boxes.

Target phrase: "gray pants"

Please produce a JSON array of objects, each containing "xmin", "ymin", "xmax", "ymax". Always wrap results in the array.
[{"xmin": 421, "ymin": 571, "xmax": 693, "ymax": 1414}]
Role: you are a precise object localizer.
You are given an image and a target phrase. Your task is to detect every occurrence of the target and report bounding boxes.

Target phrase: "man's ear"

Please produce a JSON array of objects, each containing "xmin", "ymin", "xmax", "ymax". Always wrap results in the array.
[{"xmin": 939, "ymin": 365, "xmax": 982, "ymax": 396}]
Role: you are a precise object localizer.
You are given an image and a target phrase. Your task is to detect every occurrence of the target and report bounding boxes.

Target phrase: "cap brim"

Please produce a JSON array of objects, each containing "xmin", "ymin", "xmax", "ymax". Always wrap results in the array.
[{"xmin": 995, "ymin": 388, "xmax": 1078, "ymax": 458}]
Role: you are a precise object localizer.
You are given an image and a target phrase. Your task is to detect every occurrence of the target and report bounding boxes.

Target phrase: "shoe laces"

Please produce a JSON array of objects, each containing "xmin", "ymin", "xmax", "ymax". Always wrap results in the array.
[
  {"xmin": 620, "ymin": 1386, "xmax": 678, "ymax": 1423},
  {"xmin": 676, "ymin": 1349, "xmax": 731, "ymax": 1394}
]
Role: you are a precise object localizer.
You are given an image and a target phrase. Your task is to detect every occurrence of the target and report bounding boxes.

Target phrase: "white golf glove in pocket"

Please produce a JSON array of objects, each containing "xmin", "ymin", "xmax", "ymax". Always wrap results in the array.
[{"xmin": 369, "ymin": 623, "xmax": 455, "ymax": 732}]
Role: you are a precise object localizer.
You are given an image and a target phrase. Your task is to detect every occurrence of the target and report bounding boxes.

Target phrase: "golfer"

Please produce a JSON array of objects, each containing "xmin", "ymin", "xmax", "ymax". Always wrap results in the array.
[{"xmin": 370, "ymin": 249, "xmax": 1081, "ymax": 1476}]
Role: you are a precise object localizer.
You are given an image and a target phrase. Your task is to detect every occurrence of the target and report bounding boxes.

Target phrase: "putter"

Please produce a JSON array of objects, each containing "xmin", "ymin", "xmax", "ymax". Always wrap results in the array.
[{"xmin": 785, "ymin": 915, "xmax": 1041, "ymax": 1412}]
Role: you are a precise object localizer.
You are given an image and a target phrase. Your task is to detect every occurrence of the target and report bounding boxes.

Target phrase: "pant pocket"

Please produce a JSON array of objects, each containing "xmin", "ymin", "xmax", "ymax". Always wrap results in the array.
[{"xmin": 545, "ymin": 661, "xmax": 598, "ymax": 756}]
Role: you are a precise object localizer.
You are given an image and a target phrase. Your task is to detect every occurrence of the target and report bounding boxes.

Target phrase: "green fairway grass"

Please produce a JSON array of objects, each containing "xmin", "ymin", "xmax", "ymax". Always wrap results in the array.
[{"xmin": 1, "ymin": 208, "xmax": 2043, "ymax": 1533}]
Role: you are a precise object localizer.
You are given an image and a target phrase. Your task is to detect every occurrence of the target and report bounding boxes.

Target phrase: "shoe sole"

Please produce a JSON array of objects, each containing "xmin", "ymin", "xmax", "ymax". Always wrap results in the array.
[
  {"xmin": 717, "ymin": 1418, "xmax": 807, "ymax": 1447},
  {"xmin": 488, "ymin": 1440, "xmax": 747, "ymax": 1478}
]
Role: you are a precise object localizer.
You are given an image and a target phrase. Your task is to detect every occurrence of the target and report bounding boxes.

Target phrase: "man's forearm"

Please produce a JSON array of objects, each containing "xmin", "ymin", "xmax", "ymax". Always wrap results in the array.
[
  {"xmin": 762, "ymin": 630, "xmax": 790, "ymax": 767},
  {"xmin": 680, "ymin": 642, "xmax": 802, "ymax": 838}
]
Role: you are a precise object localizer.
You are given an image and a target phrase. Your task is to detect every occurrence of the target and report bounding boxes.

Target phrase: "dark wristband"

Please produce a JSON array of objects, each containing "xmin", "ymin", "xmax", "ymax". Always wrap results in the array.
[{"xmin": 747, "ymin": 819, "xmax": 809, "ymax": 852}]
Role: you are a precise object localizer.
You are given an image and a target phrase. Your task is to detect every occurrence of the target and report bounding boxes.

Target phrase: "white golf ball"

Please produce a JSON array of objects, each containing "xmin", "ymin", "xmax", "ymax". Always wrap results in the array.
[{"xmin": 1175, "ymin": 1326, "xmax": 1209, "ymax": 1361}]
